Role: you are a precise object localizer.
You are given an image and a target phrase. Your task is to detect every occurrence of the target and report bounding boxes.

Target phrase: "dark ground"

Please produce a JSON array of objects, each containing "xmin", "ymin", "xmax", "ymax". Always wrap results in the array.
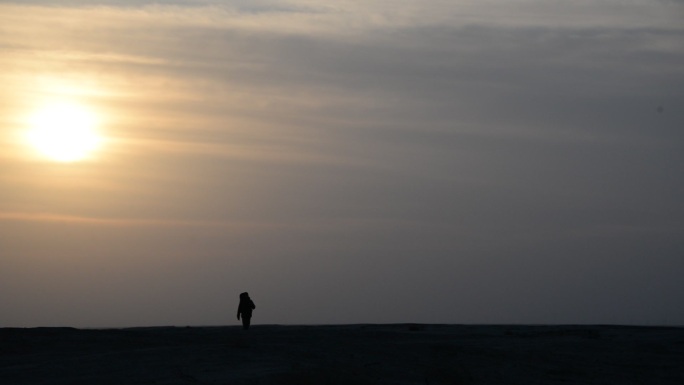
[{"xmin": 1, "ymin": 324, "xmax": 683, "ymax": 384}]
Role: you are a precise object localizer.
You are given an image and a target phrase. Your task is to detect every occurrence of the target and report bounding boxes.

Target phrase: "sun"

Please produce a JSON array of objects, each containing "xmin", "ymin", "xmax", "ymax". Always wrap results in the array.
[{"xmin": 26, "ymin": 102, "xmax": 103, "ymax": 162}]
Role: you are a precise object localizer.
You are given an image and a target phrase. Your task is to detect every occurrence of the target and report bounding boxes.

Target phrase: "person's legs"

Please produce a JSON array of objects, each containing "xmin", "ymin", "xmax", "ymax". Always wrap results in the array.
[{"xmin": 242, "ymin": 316, "xmax": 251, "ymax": 330}]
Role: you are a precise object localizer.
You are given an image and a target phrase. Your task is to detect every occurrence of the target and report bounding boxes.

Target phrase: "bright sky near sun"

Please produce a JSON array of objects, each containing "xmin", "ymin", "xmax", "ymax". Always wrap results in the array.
[
  {"xmin": 1, "ymin": 0, "xmax": 683, "ymax": 328},
  {"xmin": 25, "ymin": 102, "xmax": 103, "ymax": 162}
]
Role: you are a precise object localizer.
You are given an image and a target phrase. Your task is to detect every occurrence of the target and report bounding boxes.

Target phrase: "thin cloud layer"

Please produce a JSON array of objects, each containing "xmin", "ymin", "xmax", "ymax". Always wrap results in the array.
[{"xmin": 1, "ymin": 0, "xmax": 683, "ymax": 327}]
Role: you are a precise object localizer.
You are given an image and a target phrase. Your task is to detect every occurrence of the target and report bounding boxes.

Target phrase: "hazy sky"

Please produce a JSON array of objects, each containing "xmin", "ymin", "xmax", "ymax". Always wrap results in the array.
[{"xmin": 1, "ymin": 0, "xmax": 683, "ymax": 327}]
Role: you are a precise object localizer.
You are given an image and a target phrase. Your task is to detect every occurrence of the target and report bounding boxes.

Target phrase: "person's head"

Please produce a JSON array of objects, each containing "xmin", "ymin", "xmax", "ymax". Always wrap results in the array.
[{"xmin": 240, "ymin": 292, "xmax": 249, "ymax": 300}]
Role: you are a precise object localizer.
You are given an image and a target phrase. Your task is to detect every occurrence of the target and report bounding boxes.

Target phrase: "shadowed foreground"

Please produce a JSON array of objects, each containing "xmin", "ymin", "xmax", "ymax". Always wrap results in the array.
[{"xmin": 1, "ymin": 324, "xmax": 683, "ymax": 384}]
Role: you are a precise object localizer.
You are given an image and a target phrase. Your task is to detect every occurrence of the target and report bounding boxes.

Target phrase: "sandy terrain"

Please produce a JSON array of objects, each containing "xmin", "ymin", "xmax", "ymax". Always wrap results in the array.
[{"xmin": 1, "ymin": 324, "xmax": 683, "ymax": 384}]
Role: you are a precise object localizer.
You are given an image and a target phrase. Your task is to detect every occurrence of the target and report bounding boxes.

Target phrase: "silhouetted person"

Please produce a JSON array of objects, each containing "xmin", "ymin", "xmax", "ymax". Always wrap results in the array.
[{"xmin": 237, "ymin": 292, "xmax": 255, "ymax": 330}]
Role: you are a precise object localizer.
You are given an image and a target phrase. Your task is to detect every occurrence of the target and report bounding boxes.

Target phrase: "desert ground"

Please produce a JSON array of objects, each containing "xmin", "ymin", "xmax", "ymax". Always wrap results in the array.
[{"xmin": 1, "ymin": 324, "xmax": 683, "ymax": 384}]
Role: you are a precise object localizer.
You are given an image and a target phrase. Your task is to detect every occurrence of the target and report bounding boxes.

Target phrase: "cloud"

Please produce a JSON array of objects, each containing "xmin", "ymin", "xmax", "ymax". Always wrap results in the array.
[
  {"xmin": 0, "ymin": 210, "xmax": 229, "ymax": 227},
  {"xmin": 1, "ymin": 0, "xmax": 683, "ymax": 326},
  {"xmin": 2, "ymin": 0, "xmax": 683, "ymax": 216}
]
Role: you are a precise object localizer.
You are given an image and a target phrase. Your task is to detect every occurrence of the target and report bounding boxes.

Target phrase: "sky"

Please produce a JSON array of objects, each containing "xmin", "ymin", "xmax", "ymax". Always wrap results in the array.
[{"xmin": 1, "ymin": 0, "xmax": 683, "ymax": 328}]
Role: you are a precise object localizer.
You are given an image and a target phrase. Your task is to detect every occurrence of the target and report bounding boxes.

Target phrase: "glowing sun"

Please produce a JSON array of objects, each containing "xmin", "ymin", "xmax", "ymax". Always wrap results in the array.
[{"xmin": 26, "ymin": 102, "xmax": 103, "ymax": 162}]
